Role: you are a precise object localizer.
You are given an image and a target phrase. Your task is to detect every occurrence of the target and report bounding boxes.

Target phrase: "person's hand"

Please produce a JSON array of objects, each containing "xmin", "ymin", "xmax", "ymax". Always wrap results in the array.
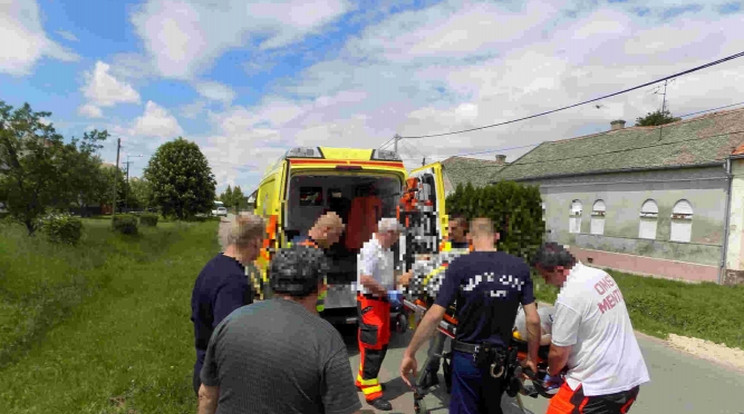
[
  {"xmin": 521, "ymin": 358, "xmax": 537, "ymax": 377},
  {"xmin": 542, "ymin": 373, "xmax": 564, "ymax": 395},
  {"xmin": 399, "ymin": 354, "xmax": 418, "ymax": 389},
  {"xmin": 399, "ymin": 271, "xmax": 414, "ymax": 287}
]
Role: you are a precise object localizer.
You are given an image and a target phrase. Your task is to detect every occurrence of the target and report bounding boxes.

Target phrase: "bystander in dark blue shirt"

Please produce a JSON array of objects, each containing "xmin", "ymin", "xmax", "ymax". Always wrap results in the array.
[
  {"xmin": 190, "ymin": 253, "xmax": 251, "ymax": 393},
  {"xmin": 434, "ymin": 251, "xmax": 534, "ymax": 348}
]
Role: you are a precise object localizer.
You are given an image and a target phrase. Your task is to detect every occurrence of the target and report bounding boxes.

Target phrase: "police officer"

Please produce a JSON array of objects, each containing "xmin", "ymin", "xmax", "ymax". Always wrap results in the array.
[{"xmin": 400, "ymin": 217, "xmax": 542, "ymax": 414}]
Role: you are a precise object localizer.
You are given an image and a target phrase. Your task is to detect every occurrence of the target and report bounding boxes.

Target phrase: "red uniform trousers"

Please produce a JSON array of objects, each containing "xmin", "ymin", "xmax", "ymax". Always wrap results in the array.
[{"xmin": 355, "ymin": 293, "xmax": 391, "ymax": 402}]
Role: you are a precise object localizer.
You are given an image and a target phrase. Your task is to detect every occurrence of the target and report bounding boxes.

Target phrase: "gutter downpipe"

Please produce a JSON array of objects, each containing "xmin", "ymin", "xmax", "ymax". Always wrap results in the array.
[{"xmin": 721, "ymin": 156, "xmax": 740, "ymax": 284}]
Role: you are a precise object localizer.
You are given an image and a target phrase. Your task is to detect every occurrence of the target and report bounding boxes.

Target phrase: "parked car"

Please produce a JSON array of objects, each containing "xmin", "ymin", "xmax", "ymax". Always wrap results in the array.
[{"xmin": 213, "ymin": 206, "xmax": 228, "ymax": 217}]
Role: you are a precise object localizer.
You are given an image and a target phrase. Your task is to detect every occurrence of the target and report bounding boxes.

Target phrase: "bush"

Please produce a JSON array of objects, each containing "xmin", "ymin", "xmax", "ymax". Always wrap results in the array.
[
  {"xmin": 139, "ymin": 213, "xmax": 159, "ymax": 227},
  {"xmin": 112, "ymin": 214, "xmax": 139, "ymax": 235},
  {"xmin": 446, "ymin": 181, "xmax": 545, "ymax": 263},
  {"xmin": 40, "ymin": 213, "xmax": 83, "ymax": 245}
]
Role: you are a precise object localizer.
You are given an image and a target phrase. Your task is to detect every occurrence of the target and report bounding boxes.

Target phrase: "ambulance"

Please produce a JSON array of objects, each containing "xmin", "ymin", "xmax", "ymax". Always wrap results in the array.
[{"xmin": 248, "ymin": 146, "xmax": 448, "ymax": 326}]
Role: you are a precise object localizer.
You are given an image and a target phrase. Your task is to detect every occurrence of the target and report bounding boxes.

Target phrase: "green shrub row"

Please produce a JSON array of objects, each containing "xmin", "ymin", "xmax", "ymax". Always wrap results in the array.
[
  {"xmin": 113, "ymin": 214, "xmax": 139, "ymax": 235},
  {"xmin": 445, "ymin": 181, "xmax": 545, "ymax": 263}
]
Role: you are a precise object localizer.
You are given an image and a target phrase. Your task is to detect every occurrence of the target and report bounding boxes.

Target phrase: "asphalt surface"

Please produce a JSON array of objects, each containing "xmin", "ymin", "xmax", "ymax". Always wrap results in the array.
[{"xmin": 338, "ymin": 325, "xmax": 744, "ymax": 414}]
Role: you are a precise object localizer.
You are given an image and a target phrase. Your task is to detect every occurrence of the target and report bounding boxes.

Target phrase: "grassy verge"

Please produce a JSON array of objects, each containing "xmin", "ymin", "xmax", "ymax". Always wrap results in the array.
[
  {"xmin": 0, "ymin": 218, "xmax": 219, "ymax": 413},
  {"xmin": 532, "ymin": 269, "xmax": 744, "ymax": 350}
]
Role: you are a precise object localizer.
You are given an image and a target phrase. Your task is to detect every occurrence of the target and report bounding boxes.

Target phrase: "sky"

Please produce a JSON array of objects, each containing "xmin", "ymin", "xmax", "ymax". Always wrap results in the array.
[{"xmin": 2, "ymin": 0, "xmax": 744, "ymax": 194}]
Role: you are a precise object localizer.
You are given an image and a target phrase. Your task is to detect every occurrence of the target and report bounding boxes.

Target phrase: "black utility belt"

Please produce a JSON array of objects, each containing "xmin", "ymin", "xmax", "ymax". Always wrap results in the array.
[{"xmin": 453, "ymin": 340, "xmax": 508, "ymax": 379}]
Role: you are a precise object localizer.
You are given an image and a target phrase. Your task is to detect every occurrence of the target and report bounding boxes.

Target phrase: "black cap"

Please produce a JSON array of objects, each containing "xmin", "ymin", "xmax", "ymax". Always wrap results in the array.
[{"xmin": 270, "ymin": 245, "xmax": 329, "ymax": 297}]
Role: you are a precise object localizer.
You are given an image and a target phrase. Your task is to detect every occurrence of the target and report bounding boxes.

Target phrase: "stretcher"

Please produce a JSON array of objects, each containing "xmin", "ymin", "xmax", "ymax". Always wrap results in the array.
[{"xmin": 402, "ymin": 298, "xmax": 557, "ymax": 414}]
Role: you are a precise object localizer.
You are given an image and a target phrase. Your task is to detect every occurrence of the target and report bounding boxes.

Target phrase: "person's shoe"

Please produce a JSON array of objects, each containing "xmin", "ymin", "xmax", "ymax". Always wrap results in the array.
[{"xmin": 367, "ymin": 397, "xmax": 392, "ymax": 411}]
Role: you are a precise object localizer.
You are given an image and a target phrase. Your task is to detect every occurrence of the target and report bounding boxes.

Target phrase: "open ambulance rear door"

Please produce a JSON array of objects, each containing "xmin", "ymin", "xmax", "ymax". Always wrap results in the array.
[{"xmin": 401, "ymin": 162, "xmax": 448, "ymax": 269}]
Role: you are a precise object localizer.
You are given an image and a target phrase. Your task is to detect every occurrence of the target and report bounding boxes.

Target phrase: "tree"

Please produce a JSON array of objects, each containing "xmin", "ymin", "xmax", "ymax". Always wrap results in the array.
[
  {"xmin": 635, "ymin": 109, "xmax": 681, "ymax": 127},
  {"xmin": 58, "ymin": 130, "xmax": 109, "ymax": 214},
  {"xmin": 128, "ymin": 177, "xmax": 152, "ymax": 211},
  {"xmin": 143, "ymin": 137, "xmax": 216, "ymax": 220},
  {"xmin": 99, "ymin": 164, "xmax": 127, "ymax": 211},
  {"xmin": 0, "ymin": 101, "xmax": 108, "ymax": 234},
  {"xmin": 231, "ymin": 186, "xmax": 245, "ymax": 211},
  {"xmin": 220, "ymin": 185, "xmax": 233, "ymax": 208}
]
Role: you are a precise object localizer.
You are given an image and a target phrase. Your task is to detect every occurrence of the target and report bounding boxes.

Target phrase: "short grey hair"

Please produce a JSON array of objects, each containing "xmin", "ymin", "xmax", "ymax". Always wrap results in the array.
[
  {"xmin": 219, "ymin": 213, "xmax": 265, "ymax": 249},
  {"xmin": 377, "ymin": 217, "xmax": 404, "ymax": 233}
]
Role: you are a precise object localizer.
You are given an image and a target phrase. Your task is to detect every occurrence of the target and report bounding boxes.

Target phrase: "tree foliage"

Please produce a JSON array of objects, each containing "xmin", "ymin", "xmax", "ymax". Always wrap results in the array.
[
  {"xmin": 143, "ymin": 137, "xmax": 216, "ymax": 220},
  {"xmin": 446, "ymin": 181, "xmax": 545, "ymax": 263},
  {"xmin": 127, "ymin": 177, "xmax": 152, "ymax": 211},
  {"xmin": 0, "ymin": 100, "xmax": 108, "ymax": 234},
  {"xmin": 635, "ymin": 109, "xmax": 681, "ymax": 127}
]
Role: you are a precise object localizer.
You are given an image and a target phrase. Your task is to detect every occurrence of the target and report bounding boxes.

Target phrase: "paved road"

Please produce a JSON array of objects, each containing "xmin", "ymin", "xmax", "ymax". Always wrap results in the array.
[{"xmin": 337, "ymin": 325, "xmax": 744, "ymax": 414}]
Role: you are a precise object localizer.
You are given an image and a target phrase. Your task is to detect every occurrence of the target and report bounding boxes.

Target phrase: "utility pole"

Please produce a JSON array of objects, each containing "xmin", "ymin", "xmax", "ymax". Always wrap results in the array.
[
  {"xmin": 422, "ymin": 157, "xmax": 426, "ymax": 166},
  {"xmin": 112, "ymin": 138, "xmax": 121, "ymax": 220},
  {"xmin": 123, "ymin": 154, "xmax": 143, "ymax": 212},
  {"xmin": 394, "ymin": 134, "xmax": 400, "ymax": 157}
]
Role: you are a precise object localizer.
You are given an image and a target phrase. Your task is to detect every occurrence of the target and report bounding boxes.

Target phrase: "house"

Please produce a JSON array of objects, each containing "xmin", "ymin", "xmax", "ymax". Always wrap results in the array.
[
  {"xmin": 440, "ymin": 154, "xmax": 509, "ymax": 197},
  {"xmin": 478, "ymin": 107, "xmax": 744, "ymax": 285}
]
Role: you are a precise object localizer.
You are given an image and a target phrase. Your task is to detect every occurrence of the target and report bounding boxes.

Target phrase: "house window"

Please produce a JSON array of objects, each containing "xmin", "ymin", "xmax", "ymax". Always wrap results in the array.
[
  {"xmin": 670, "ymin": 199, "xmax": 693, "ymax": 243},
  {"xmin": 590, "ymin": 199, "xmax": 606, "ymax": 235},
  {"xmin": 569, "ymin": 199, "xmax": 582, "ymax": 233},
  {"xmin": 638, "ymin": 199, "xmax": 658, "ymax": 240}
]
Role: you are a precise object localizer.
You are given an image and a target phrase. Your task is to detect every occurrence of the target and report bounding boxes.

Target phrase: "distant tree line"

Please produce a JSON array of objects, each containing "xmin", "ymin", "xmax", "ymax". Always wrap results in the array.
[{"xmin": 0, "ymin": 100, "xmax": 217, "ymax": 234}]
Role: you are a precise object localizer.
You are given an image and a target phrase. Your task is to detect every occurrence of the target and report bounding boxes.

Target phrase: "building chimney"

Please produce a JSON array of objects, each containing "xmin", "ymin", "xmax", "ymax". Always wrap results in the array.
[
  {"xmin": 495, "ymin": 154, "xmax": 506, "ymax": 165},
  {"xmin": 610, "ymin": 120, "xmax": 626, "ymax": 130}
]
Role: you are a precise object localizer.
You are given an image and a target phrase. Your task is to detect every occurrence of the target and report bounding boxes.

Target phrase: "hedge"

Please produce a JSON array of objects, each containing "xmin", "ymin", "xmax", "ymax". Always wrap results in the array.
[
  {"xmin": 139, "ymin": 213, "xmax": 159, "ymax": 227},
  {"xmin": 445, "ymin": 181, "xmax": 545, "ymax": 263},
  {"xmin": 112, "ymin": 214, "xmax": 139, "ymax": 235}
]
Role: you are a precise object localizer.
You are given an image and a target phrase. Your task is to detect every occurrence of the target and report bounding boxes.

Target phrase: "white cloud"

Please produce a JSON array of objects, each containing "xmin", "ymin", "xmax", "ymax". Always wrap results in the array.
[
  {"xmin": 0, "ymin": 0, "xmax": 79, "ymax": 76},
  {"xmin": 79, "ymin": 61, "xmax": 141, "ymax": 118},
  {"xmin": 133, "ymin": 101, "xmax": 184, "ymax": 139},
  {"xmin": 195, "ymin": 81, "xmax": 236, "ymax": 104},
  {"xmin": 78, "ymin": 104, "xmax": 103, "ymax": 118},
  {"xmin": 129, "ymin": 0, "xmax": 352, "ymax": 80},
  {"xmin": 56, "ymin": 30, "xmax": 78, "ymax": 42},
  {"xmin": 180, "ymin": 100, "xmax": 208, "ymax": 119}
]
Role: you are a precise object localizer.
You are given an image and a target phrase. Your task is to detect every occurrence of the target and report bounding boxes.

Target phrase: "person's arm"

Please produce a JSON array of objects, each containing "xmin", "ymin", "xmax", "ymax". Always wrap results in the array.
[
  {"xmin": 197, "ymin": 384, "xmax": 219, "ymax": 414},
  {"xmin": 321, "ymin": 337, "xmax": 364, "ymax": 414},
  {"xmin": 400, "ymin": 260, "xmax": 460, "ymax": 387},
  {"xmin": 519, "ymin": 266, "xmax": 540, "ymax": 370},
  {"xmin": 359, "ymin": 274, "xmax": 387, "ymax": 297},
  {"xmin": 400, "ymin": 304, "xmax": 447, "ymax": 387},
  {"xmin": 547, "ymin": 301, "xmax": 582, "ymax": 376},
  {"xmin": 522, "ymin": 302, "xmax": 541, "ymax": 371}
]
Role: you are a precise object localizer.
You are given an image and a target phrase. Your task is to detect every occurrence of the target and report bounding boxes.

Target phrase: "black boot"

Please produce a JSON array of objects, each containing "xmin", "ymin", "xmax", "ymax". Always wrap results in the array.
[{"xmin": 368, "ymin": 397, "xmax": 392, "ymax": 411}]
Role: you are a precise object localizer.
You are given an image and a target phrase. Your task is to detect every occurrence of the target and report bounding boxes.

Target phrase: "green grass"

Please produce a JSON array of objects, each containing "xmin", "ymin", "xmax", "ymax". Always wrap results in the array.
[
  {"xmin": 532, "ymin": 268, "xmax": 744, "ymax": 350},
  {"xmin": 0, "ymin": 218, "xmax": 220, "ymax": 413}
]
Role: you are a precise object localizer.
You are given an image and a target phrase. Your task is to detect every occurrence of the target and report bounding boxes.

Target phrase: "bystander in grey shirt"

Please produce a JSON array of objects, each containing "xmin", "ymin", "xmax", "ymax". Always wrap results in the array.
[{"xmin": 201, "ymin": 298, "xmax": 362, "ymax": 414}]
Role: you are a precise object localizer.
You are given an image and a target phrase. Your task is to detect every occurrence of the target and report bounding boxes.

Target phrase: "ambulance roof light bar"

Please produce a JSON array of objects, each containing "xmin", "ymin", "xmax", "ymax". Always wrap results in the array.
[
  {"xmin": 371, "ymin": 149, "xmax": 402, "ymax": 161},
  {"xmin": 286, "ymin": 147, "xmax": 323, "ymax": 158}
]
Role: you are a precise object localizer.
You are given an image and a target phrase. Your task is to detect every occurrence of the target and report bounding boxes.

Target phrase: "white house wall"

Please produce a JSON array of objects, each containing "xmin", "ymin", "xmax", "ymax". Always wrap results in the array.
[
  {"xmin": 522, "ymin": 165, "xmax": 728, "ymax": 283},
  {"xmin": 725, "ymin": 158, "xmax": 744, "ymax": 284}
]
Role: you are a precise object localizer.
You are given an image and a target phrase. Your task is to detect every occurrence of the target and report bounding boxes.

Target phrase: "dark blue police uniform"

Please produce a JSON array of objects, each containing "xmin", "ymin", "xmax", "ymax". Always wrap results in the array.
[{"xmin": 434, "ymin": 250, "xmax": 535, "ymax": 414}]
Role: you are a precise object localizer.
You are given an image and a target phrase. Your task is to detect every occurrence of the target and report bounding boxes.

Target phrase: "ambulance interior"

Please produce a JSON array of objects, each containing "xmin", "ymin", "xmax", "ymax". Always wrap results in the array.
[{"xmin": 283, "ymin": 173, "xmax": 404, "ymax": 286}]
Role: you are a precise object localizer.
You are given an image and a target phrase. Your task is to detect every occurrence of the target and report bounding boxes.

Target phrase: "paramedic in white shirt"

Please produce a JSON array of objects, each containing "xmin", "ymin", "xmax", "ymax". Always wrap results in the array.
[
  {"xmin": 354, "ymin": 217, "xmax": 411, "ymax": 411},
  {"xmin": 531, "ymin": 242, "xmax": 650, "ymax": 414}
]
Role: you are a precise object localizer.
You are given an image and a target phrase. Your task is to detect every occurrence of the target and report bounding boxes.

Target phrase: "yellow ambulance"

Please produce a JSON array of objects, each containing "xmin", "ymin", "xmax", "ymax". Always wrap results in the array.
[{"xmin": 248, "ymin": 146, "xmax": 447, "ymax": 325}]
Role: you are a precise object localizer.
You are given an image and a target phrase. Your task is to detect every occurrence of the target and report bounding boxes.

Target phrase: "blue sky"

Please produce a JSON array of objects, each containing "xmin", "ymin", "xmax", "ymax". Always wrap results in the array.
[{"xmin": 2, "ymin": 0, "xmax": 744, "ymax": 193}]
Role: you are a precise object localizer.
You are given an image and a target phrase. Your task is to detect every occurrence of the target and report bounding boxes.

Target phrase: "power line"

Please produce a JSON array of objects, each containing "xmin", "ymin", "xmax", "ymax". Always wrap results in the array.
[
  {"xmin": 398, "ymin": 50, "xmax": 744, "ymax": 139},
  {"xmin": 678, "ymin": 101, "xmax": 744, "ymax": 119}
]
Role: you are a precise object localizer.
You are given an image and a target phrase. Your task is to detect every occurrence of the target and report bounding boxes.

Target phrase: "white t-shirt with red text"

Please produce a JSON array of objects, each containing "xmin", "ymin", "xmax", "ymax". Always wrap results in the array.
[{"xmin": 551, "ymin": 262, "xmax": 650, "ymax": 396}]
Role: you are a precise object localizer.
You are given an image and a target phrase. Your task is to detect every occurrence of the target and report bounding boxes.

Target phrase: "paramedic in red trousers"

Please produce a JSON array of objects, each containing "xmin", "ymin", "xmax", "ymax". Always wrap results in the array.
[
  {"xmin": 400, "ymin": 218, "xmax": 541, "ymax": 414},
  {"xmin": 355, "ymin": 217, "xmax": 410, "ymax": 411},
  {"xmin": 531, "ymin": 242, "xmax": 650, "ymax": 414}
]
